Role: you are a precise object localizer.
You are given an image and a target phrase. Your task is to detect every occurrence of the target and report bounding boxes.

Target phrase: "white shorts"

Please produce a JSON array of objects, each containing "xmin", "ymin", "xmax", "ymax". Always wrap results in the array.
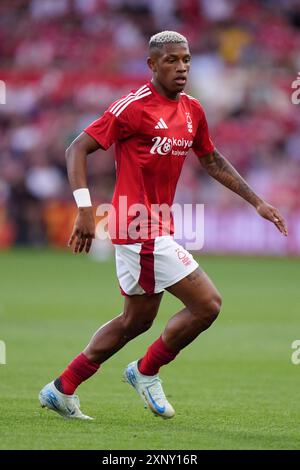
[{"xmin": 115, "ymin": 236, "xmax": 199, "ymax": 296}]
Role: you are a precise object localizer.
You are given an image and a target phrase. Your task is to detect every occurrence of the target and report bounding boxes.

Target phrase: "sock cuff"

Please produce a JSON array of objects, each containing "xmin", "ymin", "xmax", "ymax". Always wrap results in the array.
[
  {"xmin": 138, "ymin": 335, "xmax": 179, "ymax": 376},
  {"xmin": 159, "ymin": 336, "xmax": 179, "ymax": 357},
  {"xmin": 69, "ymin": 352, "xmax": 100, "ymax": 376},
  {"xmin": 80, "ymin": 352, "xmax": 101, "ymax": 370}
]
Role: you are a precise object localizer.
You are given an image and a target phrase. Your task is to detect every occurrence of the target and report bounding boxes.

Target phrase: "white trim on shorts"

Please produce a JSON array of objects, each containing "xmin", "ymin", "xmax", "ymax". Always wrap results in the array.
[{"xmin": 114, "ymin": 236, "xmax": 199, "ymax": 296}]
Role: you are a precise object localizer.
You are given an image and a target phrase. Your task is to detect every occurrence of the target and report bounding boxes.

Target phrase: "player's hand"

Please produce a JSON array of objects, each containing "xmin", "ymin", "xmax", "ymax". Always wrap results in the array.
[
  {"xmin": 68, "ymin": 207, "xmax": 95, "ymax": 253},
  {"xmin": 256, "ymin": 201, "xmax": 288, "ymax": 236}
]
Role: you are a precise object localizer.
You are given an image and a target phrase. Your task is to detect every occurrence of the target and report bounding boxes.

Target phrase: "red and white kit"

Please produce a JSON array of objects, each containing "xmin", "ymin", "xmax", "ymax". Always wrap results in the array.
[{"xmin": 84, "ymin": 82, "xmax": 214, "ymax": 295}]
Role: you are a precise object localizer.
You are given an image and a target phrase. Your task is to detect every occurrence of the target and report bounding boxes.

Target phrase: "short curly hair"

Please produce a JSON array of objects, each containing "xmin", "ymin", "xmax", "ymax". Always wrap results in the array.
[{"xmin": 149, "ymin": 31, "xmax": 188, "ymax": 50}]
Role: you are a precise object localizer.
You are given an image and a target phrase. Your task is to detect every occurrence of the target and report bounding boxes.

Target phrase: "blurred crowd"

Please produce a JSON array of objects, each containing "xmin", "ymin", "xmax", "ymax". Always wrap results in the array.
[{"xmin": 0, "ymin": 0, "xmax": 299, "ymax": 249}]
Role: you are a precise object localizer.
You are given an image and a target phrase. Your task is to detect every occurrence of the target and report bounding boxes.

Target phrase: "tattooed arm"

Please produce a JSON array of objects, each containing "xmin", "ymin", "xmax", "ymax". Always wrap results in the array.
[{"xmin": 200, "ymin": 149, "xmax": 288, "ymax": 236}]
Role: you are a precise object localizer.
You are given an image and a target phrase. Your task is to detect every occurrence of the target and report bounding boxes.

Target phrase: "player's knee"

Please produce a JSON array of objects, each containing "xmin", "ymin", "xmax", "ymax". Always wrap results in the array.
[
  {"xmin": 122, "ymin": 315, "xmax": 153, "ymax": 338},
  {"xmin": 193, "ymin": 292, "xmax": 222, "ymax": 329},
  {"xmin": 133, "ymin": 318, "xmax": 153, "ymax": 335},
  {"xmin": 205, "ymin": 293, "xmax": 222, "ymax": 324}
]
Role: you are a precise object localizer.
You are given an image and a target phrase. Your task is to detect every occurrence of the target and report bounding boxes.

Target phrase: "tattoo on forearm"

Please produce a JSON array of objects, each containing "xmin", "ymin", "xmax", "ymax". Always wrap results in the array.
[{"xmin": 201, "ymin": 150, "xmax": 261, "ymax": 207}]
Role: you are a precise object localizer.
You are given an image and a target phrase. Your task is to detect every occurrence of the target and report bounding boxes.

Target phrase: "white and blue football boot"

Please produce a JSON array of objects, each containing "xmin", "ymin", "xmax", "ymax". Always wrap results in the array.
[
  {"xmin": 39, "ymin": 381, "xmax": 93, "ymax": 420},
  {"xmin": 123, "ymin": 361, "xmax": 175, "ymax": 419}
]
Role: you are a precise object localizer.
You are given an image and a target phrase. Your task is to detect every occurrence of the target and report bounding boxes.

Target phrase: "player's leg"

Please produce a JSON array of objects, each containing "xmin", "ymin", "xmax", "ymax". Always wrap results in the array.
[
  {"xmin": 163, "ymin": 267, "xmax": 221, "ymax": 349},
  {"xmin": 124, "ymin": 268, "xmax": 221, "ymax": 419},
  {"xmin": 123, "ymin": 234, "xmax": 222, "ymax": 419},
  {"xmin": 39, "ymin": 292, "xmax": 163, "ymax": 419},
  {"xmin": 137, "ymin": 267, "xmax": 221, "ymax": 375},
  {"xmin": 83, "ymin": 292, "xmax": 163, "ymax": 363}
]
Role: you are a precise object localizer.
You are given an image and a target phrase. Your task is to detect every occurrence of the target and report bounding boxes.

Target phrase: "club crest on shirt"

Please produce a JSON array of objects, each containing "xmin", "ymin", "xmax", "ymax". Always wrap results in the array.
[{"xmin": 186, "ymin": 112, "xmax": 193, "ymax": 133}]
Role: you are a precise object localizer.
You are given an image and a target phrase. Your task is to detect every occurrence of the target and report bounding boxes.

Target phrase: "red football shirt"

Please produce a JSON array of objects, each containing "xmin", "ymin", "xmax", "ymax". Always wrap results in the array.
[{"xmin": 84, "ymin": 81, "xmax": 214, "ymax": 244}]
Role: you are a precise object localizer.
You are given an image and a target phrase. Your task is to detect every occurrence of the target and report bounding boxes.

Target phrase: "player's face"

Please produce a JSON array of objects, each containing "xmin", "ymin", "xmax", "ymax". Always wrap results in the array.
[{"xmin": 148, "ymin": 43, "xmax": 191, "ymax": 98}]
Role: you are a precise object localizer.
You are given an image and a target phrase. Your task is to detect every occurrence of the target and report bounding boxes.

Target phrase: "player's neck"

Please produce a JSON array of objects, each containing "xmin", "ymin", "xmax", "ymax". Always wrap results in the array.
[{"xmin": 151, "ymin": 79, "xmax": 180, "ymax": 102}]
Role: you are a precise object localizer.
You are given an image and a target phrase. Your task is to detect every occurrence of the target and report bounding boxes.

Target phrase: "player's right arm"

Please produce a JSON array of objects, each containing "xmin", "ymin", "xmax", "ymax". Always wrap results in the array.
[
  {"xmin": 66, "ymin": 92, "xmax": 143, "ymax": 253},
  {"xmin": 65, "ymin": 132, "xmax": 101, "ymax": 254}
]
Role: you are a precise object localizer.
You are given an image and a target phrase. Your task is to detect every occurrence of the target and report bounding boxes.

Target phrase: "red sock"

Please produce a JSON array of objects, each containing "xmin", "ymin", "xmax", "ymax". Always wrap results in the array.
[
  {"xmin": 56, "ymin": 352, "xmax": 100, "ymax": 395},
  {"xmin": 138, "ymin": 336, "xmax": 179, "ymax": 376}
]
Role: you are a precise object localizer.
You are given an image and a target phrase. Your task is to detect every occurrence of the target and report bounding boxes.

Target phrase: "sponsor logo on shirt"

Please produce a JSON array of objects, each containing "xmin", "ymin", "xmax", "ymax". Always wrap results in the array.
[
  {"xmin": 150, "ymin": 136, "xmax": 193, "ymax": 156},
  {"xmin": 291, "ymin": 72, "xmax": 300, "ymax": 105}
]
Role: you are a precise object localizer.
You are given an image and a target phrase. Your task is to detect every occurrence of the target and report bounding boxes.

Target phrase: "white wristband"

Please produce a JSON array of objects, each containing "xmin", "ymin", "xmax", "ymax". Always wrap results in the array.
[{"xmin": 73, "ymin": 188, "xmax": 92, "ymax": 208}]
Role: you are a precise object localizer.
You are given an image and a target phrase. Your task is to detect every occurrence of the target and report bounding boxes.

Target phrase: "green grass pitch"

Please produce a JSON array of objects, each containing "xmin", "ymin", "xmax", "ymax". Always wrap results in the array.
[{"xmin": 0, "ymin": 249, "xmax": 299, "ymax": 450}]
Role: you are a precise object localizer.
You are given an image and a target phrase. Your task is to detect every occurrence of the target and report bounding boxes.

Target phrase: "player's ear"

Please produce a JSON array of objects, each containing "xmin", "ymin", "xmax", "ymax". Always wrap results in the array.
[{"xmin": 147, "ymin": 56, "xmax": 156, "ymax": 72}]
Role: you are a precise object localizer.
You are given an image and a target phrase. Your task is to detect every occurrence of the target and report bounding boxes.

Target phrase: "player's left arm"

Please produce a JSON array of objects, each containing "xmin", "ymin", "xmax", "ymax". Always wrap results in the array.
[{"xmin": 200, "ymin": 148, "xmax": 288, "ymax": 236}]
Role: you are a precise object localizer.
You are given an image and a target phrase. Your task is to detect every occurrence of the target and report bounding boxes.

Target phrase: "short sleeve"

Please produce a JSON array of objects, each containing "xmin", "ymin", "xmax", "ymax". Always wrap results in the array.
[
  {"xmin": 192, "ymin": 107, "xmax": 214, "ymax": 158},
  {"xmin": 84, "ymin": 101, "xmax": 141, "ymax": 150}
]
